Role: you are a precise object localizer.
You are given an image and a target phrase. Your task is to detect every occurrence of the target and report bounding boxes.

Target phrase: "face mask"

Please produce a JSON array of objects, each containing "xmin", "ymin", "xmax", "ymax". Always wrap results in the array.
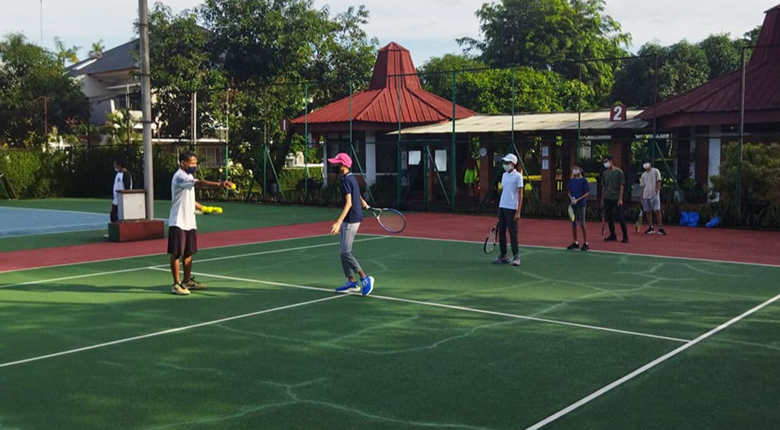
[
  {"xmin": 185, "ymin": 166, "xmax": 197, "ymax": 175},
  {"xmin": 503, "ymin": 163, "xmax": 512, "ymax": 172},
  {"xmin": 603, "ymin": 162, "xmax": 611, "ymax": 169},
  {"xmin": 115, "ymin": 168, "xmax": 120, "ymax": 173},
  {"xmin": 572, "ymin": 169, "xmax": 581, "ymax": 176},
  {"xmin": 332, "ymin": 166, "xmax": 343, "ymax": 175},
  {"xmin": 643, "ymin": 163, "xmax": 651, "ymax": 169}
]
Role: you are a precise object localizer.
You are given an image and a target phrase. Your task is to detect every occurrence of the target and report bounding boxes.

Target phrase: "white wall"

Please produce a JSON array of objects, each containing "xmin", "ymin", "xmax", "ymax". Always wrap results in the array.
[
  {"xmin": 365, "ymin": 130, "xmax": 376, "ymax": 186},
  {"xmin": 708, "ymin": 124, "xmax": 722, "ymax": 201}
]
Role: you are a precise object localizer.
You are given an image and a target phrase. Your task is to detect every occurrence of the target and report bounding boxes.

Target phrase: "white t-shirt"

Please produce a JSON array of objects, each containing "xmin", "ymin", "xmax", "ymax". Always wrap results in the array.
[
  {"xmin": 499, "ymin": 170, "xmax": 524, "ymax": 210},
  {"xmin": 169, "ymin": 169, "xmax": 198, "ymax": 231},
  {"xmin": 640, "ymin": 168, "xmax": 662, "ymax": 199},
  {"xmin": 112, "ymin": 172, "xmax": 131, "ymax": 205}
]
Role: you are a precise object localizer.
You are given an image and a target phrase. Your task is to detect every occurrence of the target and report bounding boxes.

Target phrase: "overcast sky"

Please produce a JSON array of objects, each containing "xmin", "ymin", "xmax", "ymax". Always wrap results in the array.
[{"xmin": 0, "ymin": 0, "xmax": 774, "ymax": 66}]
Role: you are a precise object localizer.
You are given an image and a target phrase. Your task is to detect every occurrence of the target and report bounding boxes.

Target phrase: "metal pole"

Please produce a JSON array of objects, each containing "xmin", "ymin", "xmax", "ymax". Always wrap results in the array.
[
  {"xmin": 225, "ymin": 90, "xmax": 230, "ymax": 183},
  {"xmin": 396, "ymin": 74, "xmax": 402, "ymax": 208},
  {"xmin": 577, "ymin": 63, "xmax": 582, "ymax": 163},
  {"xmin": 511, "ymin": 68, "xmax": 516, "ymax": 145},
  {"xmin": 138, "ymin": 0, "xmax": 154, "ymax": 219},
  {"xmin": 191, "ymin": 92, "xmax": 197, "ymax": 149},
  {"xmin": 40, "ymin": 0, "xmax": 43, "ymax": 46},
  {"xmin": 450, "ymin": 70, "xmax": 456, "ymax": 212},
  {"xmin": 304, "ymin": 83, "xmax": 308, "ymax": 196},
  {"xmin": 737, "ymin": 47, "xmax": 747, "ymax": 222},
  {"xmin": 424, "ymin": 145, "xmax": 430, "ymax": 211},
  {"xmin": 263, "ymin": 124, "xmax": 267, "ymax": 198},
  {"xmin": 652, "ymin": 55, "xmax": 659, "ymax": 161}
]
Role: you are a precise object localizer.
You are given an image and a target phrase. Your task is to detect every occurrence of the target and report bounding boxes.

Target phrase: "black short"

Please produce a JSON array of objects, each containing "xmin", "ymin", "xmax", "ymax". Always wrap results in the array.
[{"xmin": 167, "ymin": 227, "xmax": 198, "ymax": 258}]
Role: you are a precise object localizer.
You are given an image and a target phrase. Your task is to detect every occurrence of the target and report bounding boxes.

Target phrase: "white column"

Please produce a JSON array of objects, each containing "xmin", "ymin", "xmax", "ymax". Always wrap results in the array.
[
  {"xmin": 365, "ymin": 130, "xmax": 376, "ymax": 186},
  {"xmin": 322, "ymin": 136, "xmax": 328, "ymax": 189},
  {"xmin": 708, "ymin": 124, "xmax": 722, "ymax": 201}
]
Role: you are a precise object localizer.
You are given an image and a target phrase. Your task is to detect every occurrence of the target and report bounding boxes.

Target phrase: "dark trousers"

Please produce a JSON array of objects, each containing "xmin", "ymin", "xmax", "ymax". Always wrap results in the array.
[
  {"xmin": 604, "ymin": 198, "xmax": 627, "ymax": 238},
  {"xmin": 110, "ymin": 204, "xmax": 118, "ymax": 223},
  {"xmin": 498, "ymin": 208, "xmax": 519, "ymax": 257}
]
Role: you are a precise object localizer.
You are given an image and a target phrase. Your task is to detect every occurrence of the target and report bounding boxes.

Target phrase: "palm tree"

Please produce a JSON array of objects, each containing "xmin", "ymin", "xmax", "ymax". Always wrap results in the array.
[
  {"xmin": 54, "ymin": 37, "xmax": 79, "ymax": 66},
  {"xmin": 89, "ymin": 40, "xmax": 105, "ymax": 59}
]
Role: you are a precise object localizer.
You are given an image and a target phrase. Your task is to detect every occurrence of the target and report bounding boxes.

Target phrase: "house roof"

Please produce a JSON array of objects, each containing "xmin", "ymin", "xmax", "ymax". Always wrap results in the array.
[
  {"xmin": 390, "ymin": 111, "xmax": 649, "ymax": 135},
  {"xmin": 67, "ymin": 40, "xmax": 138, "ymax": 77},
  {"xmin": 292, "ymin": 42, "xmax": 475, "ymax": 128},
  {"xmin": 638, "ymin": 4, "xmax": 780, "ymax": 126}
]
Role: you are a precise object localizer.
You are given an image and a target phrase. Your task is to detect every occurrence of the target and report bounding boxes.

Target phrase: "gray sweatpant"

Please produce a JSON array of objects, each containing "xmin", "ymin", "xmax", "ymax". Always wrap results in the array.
[{"xmin": 340, "ymin": 222, "xmax": 363, "ymax": 278}]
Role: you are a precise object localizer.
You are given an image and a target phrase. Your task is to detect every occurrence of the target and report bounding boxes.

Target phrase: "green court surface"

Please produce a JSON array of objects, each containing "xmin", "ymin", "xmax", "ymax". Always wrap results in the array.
[
  {"xmin": 1, "ymin": 235, "xmax": 779, "ymax": 430},
  {"xmin": 0, "ymin": 199, "xmax": 336, "ymax": 252}
]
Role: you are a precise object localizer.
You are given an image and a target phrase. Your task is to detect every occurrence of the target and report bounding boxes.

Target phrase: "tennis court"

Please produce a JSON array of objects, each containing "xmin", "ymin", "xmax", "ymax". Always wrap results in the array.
[{"xmin": 1, "ymin": 223, "xmax": 779, "ymax": 430}]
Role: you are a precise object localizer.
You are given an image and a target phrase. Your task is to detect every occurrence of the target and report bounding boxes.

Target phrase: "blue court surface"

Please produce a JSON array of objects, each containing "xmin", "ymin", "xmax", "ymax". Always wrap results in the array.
[{"xmin": 0, "ymin": 207, "xmax": 109, "ymax": 238}]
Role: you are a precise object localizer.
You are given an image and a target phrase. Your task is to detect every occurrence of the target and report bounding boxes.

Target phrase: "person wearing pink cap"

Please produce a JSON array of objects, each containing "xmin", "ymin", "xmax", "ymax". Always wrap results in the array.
[{"xmin": 328, "ymin": 153, "xmax": 374, "ymax": 296}]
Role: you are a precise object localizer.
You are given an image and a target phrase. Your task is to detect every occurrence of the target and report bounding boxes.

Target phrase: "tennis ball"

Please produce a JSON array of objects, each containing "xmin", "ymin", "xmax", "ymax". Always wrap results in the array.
[
  {"xmin": 215, "ymin": 207, "xmax": 223, "ymax": 214},
  {"xmin": 230, "ymin": 183, "xmax": 237, "ymax": 190},
  {"xmin": 202, "ymin": 206, "xmax": 211, "ymax": 214}
]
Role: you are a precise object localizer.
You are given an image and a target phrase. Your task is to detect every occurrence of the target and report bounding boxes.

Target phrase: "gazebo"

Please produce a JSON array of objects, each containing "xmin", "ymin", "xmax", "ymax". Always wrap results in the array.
[
  {"xmin": 291, "ymin": 42, "xmax": 475, "ymax": 186},
  {"xmin": 638, "ymin": 4, "xmax": 780, "ymax": 187}
]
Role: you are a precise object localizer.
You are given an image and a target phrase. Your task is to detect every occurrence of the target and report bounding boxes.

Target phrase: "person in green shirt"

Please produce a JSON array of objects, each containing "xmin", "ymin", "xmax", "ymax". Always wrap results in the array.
[{"xmin": 601, "ymin": 155, "xmax": 628, "ymax": 243}]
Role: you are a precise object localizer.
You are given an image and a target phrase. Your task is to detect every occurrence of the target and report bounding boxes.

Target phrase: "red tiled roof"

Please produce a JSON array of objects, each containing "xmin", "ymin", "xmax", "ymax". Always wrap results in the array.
[
  {"xmin": 638, "ymin": 4, "xmax": 780, "ymax": 125},
  {"xmin": 292, "ymin": 42, "xmax": 475, "ymax": 127}
]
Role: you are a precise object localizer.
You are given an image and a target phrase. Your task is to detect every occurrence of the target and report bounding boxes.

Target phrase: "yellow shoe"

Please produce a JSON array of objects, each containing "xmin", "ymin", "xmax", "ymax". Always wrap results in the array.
[
  {"xmin": 183, "ymin": 278, "xmax": 207, "ymax": 290},
  {"xmin": 172, "ymin": 283, "xmax": 191, "ymax": 296}
]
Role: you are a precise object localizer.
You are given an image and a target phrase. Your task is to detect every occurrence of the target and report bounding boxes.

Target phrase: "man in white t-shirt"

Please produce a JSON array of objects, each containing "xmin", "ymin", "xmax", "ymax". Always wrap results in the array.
[
  {"xmin": 110, "ymin": 156, "xmax": 133, "ymax": 223},
  {"xmin": 640, "ymin": 158, "xmax": 666, "ymax": 236},
  {"xmin": 168, "ymin": 151, "xmax": 233, "ymax": 296},
  {"xmin": 493, "ymin": 153, "xmax": 524, "ymax": 266}
]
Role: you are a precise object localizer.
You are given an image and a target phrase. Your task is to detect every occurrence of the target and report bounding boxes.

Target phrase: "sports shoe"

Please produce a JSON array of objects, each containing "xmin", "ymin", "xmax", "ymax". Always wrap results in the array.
[
  {"xmin": 581, "ymin": 243, "xmax": 590, "ymax": 251},
  {"xmin": 183, "ymin": 278, "xmax": 206, "ymax": 290},
  {"xmin": 567, "ymin": 242, "xmax": 580, "ymax": 250},
  {"xmin": 493, "ymin": 256, "xmax": 511, "ymax": 264},
  {"xmin": 171, "ymin": 283, "xmax": 190, "ymax": 296},
  {"xmin": 361, "ymin": 276, "xmax": 374, "ymax": 296},
  {"xmin": 657, "ymin": 227, "xmax": 667, "ymax": 236},
  {"xmin": 604, "ymin": 235, "xmax": 617, "ymax": 242},
  {"xmin": 512, "ymin": 255, "xmax": 521, "ymax": 266},
  {"xmin": 644, "ymin": 226, "xmax": 655, "ymax": 234},
  {"xmin": 335, "ymin": 281, "xmax": 360, "ymax": 293},
  {"xmin": 621, "ymin": 237, "xmax": 629, "ymax": 243}
]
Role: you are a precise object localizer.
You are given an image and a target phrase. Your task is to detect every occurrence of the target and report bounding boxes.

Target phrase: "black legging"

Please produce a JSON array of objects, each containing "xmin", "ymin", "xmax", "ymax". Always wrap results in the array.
[
  {"xmin": 498, "ymin": 208, "xmax": 519, "ymax": 257},
  {"xmin": 603, "ymin": 198, "xmax": 627, "ymax": 239}
]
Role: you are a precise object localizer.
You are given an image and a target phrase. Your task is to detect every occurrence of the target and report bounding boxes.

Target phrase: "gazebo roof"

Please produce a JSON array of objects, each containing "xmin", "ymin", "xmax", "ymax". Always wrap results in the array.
[
  {"xmin": 638, "ymin": 4, "xmax": 780, "ymax": 127},
  {"xmin": 292, "ymin": 42, "xmax": 475, "ymax": 129}
]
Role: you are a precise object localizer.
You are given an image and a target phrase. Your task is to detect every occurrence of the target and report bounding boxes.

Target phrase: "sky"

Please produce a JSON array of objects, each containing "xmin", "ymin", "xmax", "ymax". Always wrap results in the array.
[{"xmin": 0, "ymin": 0, "xmax": 774, "ymax": 66}]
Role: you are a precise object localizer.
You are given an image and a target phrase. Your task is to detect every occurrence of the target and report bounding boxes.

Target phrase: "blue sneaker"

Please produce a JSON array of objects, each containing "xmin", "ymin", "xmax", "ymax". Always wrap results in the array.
[
  {"xmin": 492, "ymin": 256, "xmax": 511, "ymax": 264},
  {"xmin": 361, "ymin": 276, "xmax": 374, "ymax": 296},
  {"xmin": 335, "ymin": 281, "xmax": 360, "ymax": 293}
]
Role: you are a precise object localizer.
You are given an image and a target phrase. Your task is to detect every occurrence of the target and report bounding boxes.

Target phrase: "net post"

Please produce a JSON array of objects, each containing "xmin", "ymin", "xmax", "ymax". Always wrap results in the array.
[{"xmin": 450, "ymin": 70, "xmax": 457, "ymax": 212}]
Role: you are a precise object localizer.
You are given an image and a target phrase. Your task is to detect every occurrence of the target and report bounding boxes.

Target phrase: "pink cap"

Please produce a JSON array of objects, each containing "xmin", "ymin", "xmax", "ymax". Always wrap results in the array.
[{"xmin": 327, "ymin": 153, "xmax": 352, "ymax": 168}]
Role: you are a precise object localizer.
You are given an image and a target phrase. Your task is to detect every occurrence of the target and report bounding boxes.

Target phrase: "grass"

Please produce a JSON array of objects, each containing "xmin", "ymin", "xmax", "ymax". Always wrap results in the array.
[{"xmin": 1, "ymin": 235, "xmax": 778, "ymax": 430}]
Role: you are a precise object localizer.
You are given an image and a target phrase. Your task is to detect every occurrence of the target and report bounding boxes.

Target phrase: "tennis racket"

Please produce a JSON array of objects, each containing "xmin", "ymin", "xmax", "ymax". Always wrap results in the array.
[
  {"xmin": 568, "ymin": 205, "xmax": 576, "ymax": 222},
  {"xmin": 483, "ymin": 222, "xmax": 498, "ymax": 254},
  {"xmin": 366, "ymin": 206, "xmax": 406, "ymax": 234},
  {"xmin": 636, "ymin": 208, "xmax": 644, "ymax": 233},
  {"xmin": 601, "ymin": 211, "xmax": 606, "ymax": 237}
]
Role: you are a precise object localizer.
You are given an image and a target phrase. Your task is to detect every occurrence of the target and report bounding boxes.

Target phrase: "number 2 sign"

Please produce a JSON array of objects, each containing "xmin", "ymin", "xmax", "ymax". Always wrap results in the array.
[{"xmin": 610, "ymin": 103, "xmax": 627, "ymax": 122}]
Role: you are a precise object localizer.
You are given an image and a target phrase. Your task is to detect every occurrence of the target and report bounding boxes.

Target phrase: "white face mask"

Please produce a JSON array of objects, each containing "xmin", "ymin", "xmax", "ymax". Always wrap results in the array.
[
  {"xmin": 643, "ymin": 163, "xmax": 651, "ymax": 170},
  {"xmin": 603, "ymin": 162, "xmax": 611, "ymax": 169},
  {"xmin": 115, "ymin": 168, "xmax": 121, "ymax": 173},
  {"xmin": 503, "ymin": 163, "xmax": 513, "ymax": 172},
  {"xmin": 572, "ymin": 169, "xmax": 581, "ymax": 176}
]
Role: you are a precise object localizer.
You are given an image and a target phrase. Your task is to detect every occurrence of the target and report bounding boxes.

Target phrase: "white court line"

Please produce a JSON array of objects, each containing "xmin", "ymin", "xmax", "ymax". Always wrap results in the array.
[
  {"xmin": 363, "ymin": 234, "xmax": 780, "ymax": 268},
  {"xmin": 175, "ymin": 270, "xmax": 690, "ymax": 344},
  {"xmin": 0, "ymin": 237, "xmax": 387, "ymax": 288},
  {"xmin": 522, "ymin": 291, "xmax": 780, "ymax": 430},
  {"xmin": 0, "ymin": 233, "xmax": 333, "ymax": 275},
  {"xmin": 0, "ymin": 205, "xmax": 109, "ymax": 217},
  {"xmin": 0, "ymin": 295, "xmax": 346, "ymax": 369}
]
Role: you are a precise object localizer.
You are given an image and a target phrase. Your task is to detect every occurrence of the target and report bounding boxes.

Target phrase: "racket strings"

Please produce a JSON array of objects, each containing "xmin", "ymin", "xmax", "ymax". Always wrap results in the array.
[{"xmin": 378, "ymin": 211, "xmax": 405, "ymax": 232}]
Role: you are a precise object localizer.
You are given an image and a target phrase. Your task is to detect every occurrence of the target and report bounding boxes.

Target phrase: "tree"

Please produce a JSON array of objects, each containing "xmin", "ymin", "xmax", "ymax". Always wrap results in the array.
[
  {"xmin": 459, "ymin": 0, "xmax": 630, "ymax": 106},
  {"xmin": 53, "ymin": 37, "xmax": 80, "ymax": 66},
  {"xmin": 419, "ymin": 54, "xmax": 593, "ymax": 113},
  {"xmin": 699, "ymin": 34, "xmax": 741, "ymax": 79},
  {"xmin": 147, "ymin": 2, "xmax": 226, "ymax": 140},
  {"xmin": 0, "ymin": 34, "xmax": 88, "ymax": 147},
  {"xmin": 89, "ymin": 40, "xmax": 105, "ymax": 59}
]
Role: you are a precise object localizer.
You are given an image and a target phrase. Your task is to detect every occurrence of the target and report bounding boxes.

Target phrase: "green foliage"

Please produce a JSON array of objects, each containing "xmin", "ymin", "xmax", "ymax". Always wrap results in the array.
[
  {"xmin": 459, "ymin": 0, "xmax": 630, "ymax": 106},
  {"xmin": 711, "ymin": 142, "xmax": 780, "ymax": 206},
  {"xmin": 277, "ymin": 167, "xmax": 324, "ymax": 193},
  {"xmin": 699, "ymin": 34, "xmax": 741, "ymax": 79},
  {"xmin": 419, "ymin": 55, "xmax": 594, "ymax": 113},
  {"xmin": 0, "ymin": 149, "xmax": 41, "ymax": 197},
  {"xmin": 0, "ymin": 34, "xmax": 89, "ymax": 147}
]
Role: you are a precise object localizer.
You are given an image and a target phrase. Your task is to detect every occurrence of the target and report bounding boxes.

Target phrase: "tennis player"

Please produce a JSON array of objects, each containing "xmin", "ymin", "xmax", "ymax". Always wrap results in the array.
[
  {"xmin": 493, "ymin": 153, "xmax": 523, "ymax": 266},
  {"xmin": 110, "ymin": 156, "xmax": 132, "ymax": 223},
  {"xmin": 329, "ymin": 153, "xmax": 374, "ymax": 296},
  {"xmin": 168, "ymin": 151, "xmax": 233, "ymax": 296},
  {"xmin": 567, "ymin": 164, "xmax": 590, "ymax": 251},
  {"xmin": 601, "ymin": 155, "xmax": 628, "ymax": 243},
  {"xmin": 640, "ymin": 158, "xmax": 666, "ymax": 236}
]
